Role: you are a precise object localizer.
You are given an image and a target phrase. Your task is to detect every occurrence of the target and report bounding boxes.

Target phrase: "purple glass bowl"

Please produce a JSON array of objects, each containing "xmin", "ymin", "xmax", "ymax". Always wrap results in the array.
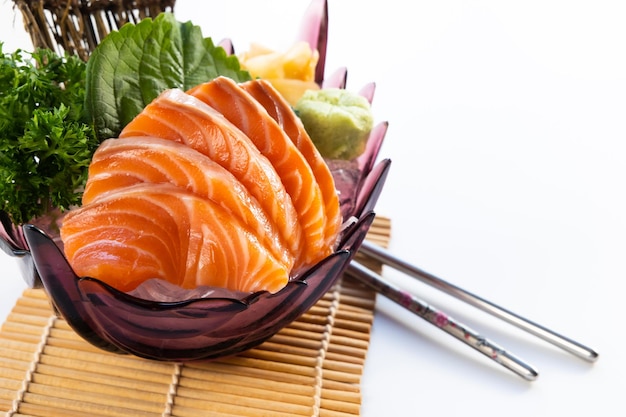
[
  {"xmin": 0, "ymin": 0, "xmax": 391, "ymax": 361},
  {"xmin": 0, "ymin": 152, "xmax": 390, "ymax": 361}
]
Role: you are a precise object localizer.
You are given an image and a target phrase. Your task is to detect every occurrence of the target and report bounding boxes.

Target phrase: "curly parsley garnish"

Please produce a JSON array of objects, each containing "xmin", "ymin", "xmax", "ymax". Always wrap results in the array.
[{"xmin": 0, "ymin": 44, "xmax": 99, "ymax": 224}]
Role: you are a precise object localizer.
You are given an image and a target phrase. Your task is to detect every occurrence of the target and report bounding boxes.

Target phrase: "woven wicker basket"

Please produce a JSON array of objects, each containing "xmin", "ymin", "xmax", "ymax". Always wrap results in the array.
[{"xmin": 13, "ymin": 0, "xmax": 176, "ymax": 60}]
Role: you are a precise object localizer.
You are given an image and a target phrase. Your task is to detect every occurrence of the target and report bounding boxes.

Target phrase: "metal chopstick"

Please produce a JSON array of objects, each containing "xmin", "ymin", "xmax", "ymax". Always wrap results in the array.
[
  {"xmin": 346, "ymin": 261, "xmax": 539, "ymax": 380},
  {"xmin": 359, "ymin": 240, "xmax": 599, "ymax": 362}
]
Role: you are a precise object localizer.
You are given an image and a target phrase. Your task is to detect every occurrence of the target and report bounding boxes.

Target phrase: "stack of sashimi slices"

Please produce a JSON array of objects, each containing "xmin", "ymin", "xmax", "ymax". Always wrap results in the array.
[{"xmin": 60, "ymin": 76, "xmax": 342, "ymax": 294}]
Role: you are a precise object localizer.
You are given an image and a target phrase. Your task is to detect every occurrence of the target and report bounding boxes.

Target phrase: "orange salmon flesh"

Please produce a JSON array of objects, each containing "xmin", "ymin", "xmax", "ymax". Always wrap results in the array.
[{"xmin": 60, "ymin": 77, "xmax": 341, "ymax": 294}]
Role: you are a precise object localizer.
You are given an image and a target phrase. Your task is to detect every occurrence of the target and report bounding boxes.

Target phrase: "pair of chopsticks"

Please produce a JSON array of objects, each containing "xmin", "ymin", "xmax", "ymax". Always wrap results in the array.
[{"xmin": 347, "ymin": 240, "xmax": 599, "ymax": 381}]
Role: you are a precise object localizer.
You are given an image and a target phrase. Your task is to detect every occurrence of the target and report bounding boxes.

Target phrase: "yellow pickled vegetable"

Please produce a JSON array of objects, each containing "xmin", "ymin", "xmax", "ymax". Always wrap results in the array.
[{"xmin": 239, "ymin": 41, "xmax": 320, "ymax": 105}]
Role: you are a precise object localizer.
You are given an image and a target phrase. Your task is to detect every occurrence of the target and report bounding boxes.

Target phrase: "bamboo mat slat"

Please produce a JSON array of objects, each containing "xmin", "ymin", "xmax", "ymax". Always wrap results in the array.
[{"xmin": 0, "ymin": 216, "xmax": 390, "ymax": 417}]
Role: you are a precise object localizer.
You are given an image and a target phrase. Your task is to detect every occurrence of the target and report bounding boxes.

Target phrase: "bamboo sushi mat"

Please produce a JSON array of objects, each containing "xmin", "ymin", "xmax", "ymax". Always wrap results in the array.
[{"xmin": 0, "ymin": 216, "xmax": 391, "ymax": 417}]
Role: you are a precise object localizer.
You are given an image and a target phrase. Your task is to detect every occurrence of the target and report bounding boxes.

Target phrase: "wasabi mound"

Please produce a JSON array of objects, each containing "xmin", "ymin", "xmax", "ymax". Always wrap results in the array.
[{"xmin": 295, "ymin": 88, "xmax": 373, "ymax": 160}]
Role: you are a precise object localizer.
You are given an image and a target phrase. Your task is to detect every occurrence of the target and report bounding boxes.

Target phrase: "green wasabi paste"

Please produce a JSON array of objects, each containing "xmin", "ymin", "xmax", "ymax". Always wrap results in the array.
[{"xmin": 295, "ymin": 88, "xmax": 373, "ymax": 160}]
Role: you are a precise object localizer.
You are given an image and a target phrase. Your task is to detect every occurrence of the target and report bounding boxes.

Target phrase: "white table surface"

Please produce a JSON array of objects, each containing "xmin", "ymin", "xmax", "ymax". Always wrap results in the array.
[{"xmin": 1, "ymin": 1, "xmax": 625, "ymax": 415}]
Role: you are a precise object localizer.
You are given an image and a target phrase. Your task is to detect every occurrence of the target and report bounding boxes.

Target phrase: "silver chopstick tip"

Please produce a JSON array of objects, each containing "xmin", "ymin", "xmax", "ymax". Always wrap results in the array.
[
  {"xmin": 586, "ymin": 349, "xmax": 600, "ymax": 363},
  {"xmin": 524, "ymin": 367, "xmax": 540, "ymax": 382}
]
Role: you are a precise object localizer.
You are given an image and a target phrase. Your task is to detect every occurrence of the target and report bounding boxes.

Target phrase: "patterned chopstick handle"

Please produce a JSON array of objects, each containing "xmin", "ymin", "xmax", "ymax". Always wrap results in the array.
[{"xmin": 347, "ymin": 261, "xmax": 539, "ymax": 381}]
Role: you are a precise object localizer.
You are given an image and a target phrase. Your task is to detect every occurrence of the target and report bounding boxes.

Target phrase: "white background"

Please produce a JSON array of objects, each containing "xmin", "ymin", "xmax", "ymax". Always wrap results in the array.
[{"xmin": 1, "ymin": 0, "xmax": 625, "ymax": 415}]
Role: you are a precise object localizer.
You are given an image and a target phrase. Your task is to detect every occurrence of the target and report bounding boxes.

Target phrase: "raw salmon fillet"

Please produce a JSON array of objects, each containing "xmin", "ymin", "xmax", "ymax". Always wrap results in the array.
[
  {"xmin": 61, "ymin": 80, "xmax": 345, "ymax": 294},
  {"xmin": 240, "ymin": 79, "xmax": 342, "ymax": 253},
  {"xmin": 119, "ymin": 89, "xmax": 304, "ymax": 261},
  {"xmin": 188, "ymin": 76, "xmax": 328, "ymax": 267},
  {"xmin": 83, "ymin": 136, "xmax": 294, "ymax": 271},
  {"xmin": 61, "ymin": 183, "xmax": 290, "ymax": 293}
]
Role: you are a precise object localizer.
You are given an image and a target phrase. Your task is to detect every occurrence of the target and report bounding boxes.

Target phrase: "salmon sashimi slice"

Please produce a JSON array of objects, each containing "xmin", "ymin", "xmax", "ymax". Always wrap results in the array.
[
  {"xmin": 118, "ymin": 88, "xmax": 304, "ymax": 262},
  {"xmin": 188, "ymin": 76, "xmax": 328, "ymax": 268},
  {"xmin": 61, "ymin": 183, "xmax": 290, "ymax": 293},
  {"xmin": 240, "ymin": 79, "xmax": 342, "ymax": 254},
  {"xmin": 61, "ymin": 185, "xmax": 189, "ymax": 291},
  {"xmin": 82, "ymin": 136, "xmax": 294, "ymax": 271}
]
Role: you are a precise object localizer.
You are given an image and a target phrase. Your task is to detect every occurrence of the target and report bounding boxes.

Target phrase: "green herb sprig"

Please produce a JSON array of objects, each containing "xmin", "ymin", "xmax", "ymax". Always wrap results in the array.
[
  {"xmin": 0, "ymin": 43, "xmax": 98, "ymax": 224},
  {"xmin": 85, "ymin": 12, "xmax": 251, "ymax": 141}
]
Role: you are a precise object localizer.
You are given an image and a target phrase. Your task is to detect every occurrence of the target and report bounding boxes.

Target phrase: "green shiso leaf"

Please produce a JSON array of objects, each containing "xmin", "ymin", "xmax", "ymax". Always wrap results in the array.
[{"xmin": 85, "ymin": 12, "xmax": 251, "ymax": 142}]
